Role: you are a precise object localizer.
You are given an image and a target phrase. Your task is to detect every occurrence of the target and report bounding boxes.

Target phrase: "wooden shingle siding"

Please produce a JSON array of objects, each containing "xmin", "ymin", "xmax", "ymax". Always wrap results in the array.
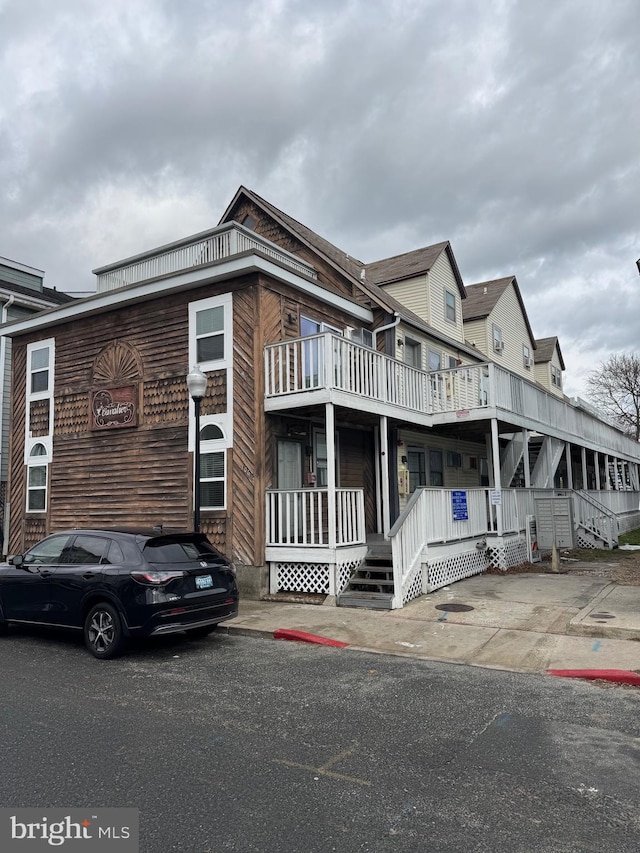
[
  {"xmin": 8, "ymin": 346, "xmax": 29, "ymax": 552},
  {"xmin": 29, "ymin": 400, "xmax": 50, "ymax": 436}
]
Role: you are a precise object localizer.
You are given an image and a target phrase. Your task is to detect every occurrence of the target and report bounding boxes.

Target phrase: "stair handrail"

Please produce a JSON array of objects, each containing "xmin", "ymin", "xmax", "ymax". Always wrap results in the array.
[
  {"xmin": 389, "ymin": 487, "xmax": 429, "ymax": 608},
  {"xmin": 569, "ymin": 489, "xmax": 618, "ymax": 548}
]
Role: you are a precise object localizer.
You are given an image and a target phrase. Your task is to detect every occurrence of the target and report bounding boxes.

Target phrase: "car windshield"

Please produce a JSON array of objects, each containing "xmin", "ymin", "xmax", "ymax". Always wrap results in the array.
[{"xmin": 142, "ymin": 535, "xmax": 223, "ymax": 564}]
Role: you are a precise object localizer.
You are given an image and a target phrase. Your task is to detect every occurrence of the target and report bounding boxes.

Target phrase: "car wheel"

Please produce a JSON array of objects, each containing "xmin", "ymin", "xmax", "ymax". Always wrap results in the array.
[
  {"xmin": 186, "ymin": 624, "xmax": 218, "ymax": 640},
  {"xmin": 84, "ymin": 602, "xmax": 125, "ymax": 659}
]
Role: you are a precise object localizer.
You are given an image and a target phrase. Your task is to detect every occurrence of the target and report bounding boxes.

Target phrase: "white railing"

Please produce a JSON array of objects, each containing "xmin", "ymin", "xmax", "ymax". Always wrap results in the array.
[
  {"xmin": 265, "ymin": 488, "xmax": 365, "ymax": 547},
  {"xmin": 265, "ymin": 334, "xmax": 640, "ymax": 464},
  {"xmin": 95, "ymin": 222, "xmax": 318, "ymax": 291}
]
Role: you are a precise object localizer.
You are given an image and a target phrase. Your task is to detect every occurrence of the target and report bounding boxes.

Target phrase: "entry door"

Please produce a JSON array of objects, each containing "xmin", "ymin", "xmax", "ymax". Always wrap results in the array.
[
  {"xmin": 277, "ymin": 440, "xmax": 303, "ymax": 489},
  {"xmin": 407, "ymin": 450, "xmax": 427, "ymax": 493},
  {"xmin": 277, "ymin": 440, "xmax": 303, "ymax": 540}
]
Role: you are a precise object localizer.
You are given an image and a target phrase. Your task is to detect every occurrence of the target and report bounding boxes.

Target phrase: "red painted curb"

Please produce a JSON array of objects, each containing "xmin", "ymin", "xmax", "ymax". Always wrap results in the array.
[
  {"xmin": 273, "ymin": 628, "xmax": 349, "ymax": 648},
  {"xmin": 547, "ymin": 669, "xmax": 640, "ymax": 687}
]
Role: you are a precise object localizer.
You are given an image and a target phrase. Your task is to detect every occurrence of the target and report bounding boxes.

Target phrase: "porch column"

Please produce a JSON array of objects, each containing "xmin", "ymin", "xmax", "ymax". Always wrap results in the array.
[
  {"xmin": 380, "ymin": 415, "xmax": 391, "ymax": 537},
  {"xmin": 581, "ymin": 447, "xmax": 587, "ymax": 491},
  {"xmin": 491, "ymin": 418, "xmax": 503, "ymax": 536},
  {"xmin": 373, "ymin": 425, "xmax": 382, "ymax": 534},
  {"xmin": 565, "ymin": 442, "xmax": 573, "ymax": 489},
  {"xmin": 326, "ymin": 403, "xmax": 337, "ymax": 552},
  {"xmin": 595, "ymin": 452, "xmax": 601, "ymax": 491},
  {"xmin": 604, "ymin": 455, "xmax": 611, "ymax": 490},
  {"xmin": 523, "ymin": 428, "xmax": 531, "ymax": 488},
  {"xmin": 631, "ymin": 463, "xmax": 640, "ymax": 491}
]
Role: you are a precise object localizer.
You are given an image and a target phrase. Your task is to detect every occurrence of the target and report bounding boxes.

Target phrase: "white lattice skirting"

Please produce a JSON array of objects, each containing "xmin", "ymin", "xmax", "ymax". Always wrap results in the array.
[
  {"xmin": 427, "ymin": 548, "xmax": 488, "ymax": 593},
  {"xmin": 487, "ymin": 535, "xmax": 528, "ymax": 570},
  {"xmin": 271, "ymin": 558, "xmax": 361, "ymax": 595}
]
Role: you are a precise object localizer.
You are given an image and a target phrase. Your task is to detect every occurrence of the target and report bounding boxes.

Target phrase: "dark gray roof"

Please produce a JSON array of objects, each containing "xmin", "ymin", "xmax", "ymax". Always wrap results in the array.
[
  {"xmin": 534, "ymin": 336, "xmax": 565, "ymax": 370},
  {"xmin": 0, "ymin": 278, "xmax": 76, "ymax": 306},
  {"xmin": 463, "ymin": 276, "xmax": 536, "ymax": 347}
]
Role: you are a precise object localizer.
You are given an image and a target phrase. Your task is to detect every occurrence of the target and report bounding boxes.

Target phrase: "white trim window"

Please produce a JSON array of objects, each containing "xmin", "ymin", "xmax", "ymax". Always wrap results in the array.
[
  {"xmin": 551, "ymin": 365, "xmax": 562, "ymax": 388},
  {"xmin": 492, "ymin": 325, "xmax": 504, "ymax": 353},
  {"xmin": 27, "ymin": 339, "xmax": 55, "ymax": 401},
  {"xmin": 445, "ymin": 290, "xmax": 457, "ymax": 324},
  {"xmin": 27, "ymin": 442, "xmax": 48, "ymax": 512},
  {"xmin": 199, "ymin": 420, "xmax": 228, "ymax": 510},
  {"xmin": 523, "ymin": 344, "xmax": 531, "ymax": 369},
  {"xmin": 189, "ymin": 294, "xmax": 232, "ymax": 370}
]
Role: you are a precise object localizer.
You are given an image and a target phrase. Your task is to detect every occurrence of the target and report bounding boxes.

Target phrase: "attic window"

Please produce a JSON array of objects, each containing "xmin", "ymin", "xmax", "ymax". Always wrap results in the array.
[
  {"xmin": 445, "ymin": 290, "xmax": 456, "ymax": 323},
  {"xmin": 242, "ymin": 214, "xmax": 257, "ymax": 230}
]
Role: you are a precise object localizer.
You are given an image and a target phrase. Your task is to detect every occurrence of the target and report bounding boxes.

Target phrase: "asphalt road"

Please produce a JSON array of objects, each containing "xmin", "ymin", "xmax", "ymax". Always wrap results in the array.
[{"xmin": 1, "ymin": 625, "xmax": 639, "ymax": 853}]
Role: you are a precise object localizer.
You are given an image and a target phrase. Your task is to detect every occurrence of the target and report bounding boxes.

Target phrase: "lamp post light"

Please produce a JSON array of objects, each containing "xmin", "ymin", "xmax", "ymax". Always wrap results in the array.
[{"xmin": 186, "ymin": 365, "xmax": 208, "ymax": 533}]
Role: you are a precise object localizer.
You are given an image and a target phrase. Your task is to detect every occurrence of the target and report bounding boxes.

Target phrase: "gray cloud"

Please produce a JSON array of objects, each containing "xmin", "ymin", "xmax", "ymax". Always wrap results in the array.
[{"xmin": 1, "ymin": 0, "xmax": 638, "ymax": 393}]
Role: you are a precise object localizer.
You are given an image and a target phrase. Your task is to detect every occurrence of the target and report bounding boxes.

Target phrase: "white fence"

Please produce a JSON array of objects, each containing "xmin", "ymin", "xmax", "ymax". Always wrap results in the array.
[
  {"xmin": 266, "ymin": 488, "xmax": 365, "ymax": 547},
  {"xmin": 96, "ymin": 222, "xmax": 318, "ymax": 291},
  {"xmin": 265, "ymin": 333, "xmax": 640, "ymax": 464}
]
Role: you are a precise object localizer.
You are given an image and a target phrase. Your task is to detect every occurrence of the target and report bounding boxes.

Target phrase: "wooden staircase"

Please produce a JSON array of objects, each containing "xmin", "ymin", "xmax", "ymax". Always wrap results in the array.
[{"xmin": 337, "ymin": 538, "xmax": 395, "ymax": 609}]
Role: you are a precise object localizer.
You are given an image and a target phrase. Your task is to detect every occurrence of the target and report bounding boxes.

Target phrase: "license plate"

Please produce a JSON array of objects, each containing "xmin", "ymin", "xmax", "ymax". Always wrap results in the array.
[{"xmin": 195, "ymin": 574, "xmax": 213, "ymax": 590}]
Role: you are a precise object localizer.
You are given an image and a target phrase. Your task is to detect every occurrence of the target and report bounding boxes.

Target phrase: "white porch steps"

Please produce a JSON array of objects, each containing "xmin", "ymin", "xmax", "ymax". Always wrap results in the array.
[{"xmin": 337, "ymin": 539, "xmax": 395, "ymax": 610}]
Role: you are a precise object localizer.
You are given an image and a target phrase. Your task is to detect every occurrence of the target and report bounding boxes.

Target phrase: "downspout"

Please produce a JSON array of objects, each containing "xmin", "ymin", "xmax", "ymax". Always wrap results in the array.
[
  {"xmin": 0, "ymin": 295, "xmax": 15, "ymax": 554},
  {"xmin": 372, "ymin": 311, "xmax": 401, "ymax": 352}
]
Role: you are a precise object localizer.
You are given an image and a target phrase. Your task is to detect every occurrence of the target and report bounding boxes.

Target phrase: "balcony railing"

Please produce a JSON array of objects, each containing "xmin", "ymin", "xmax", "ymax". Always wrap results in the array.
[
  {"xmin": 264, "ymin": 333, "xmax": 640, "ymax": 463},
  {"xmin": 266, "ymin": 487, "xmax": 365, "ymax": 548},
  {"xmin": 95, "ymin": 222, "xmax": 318, "ymax": 292}
]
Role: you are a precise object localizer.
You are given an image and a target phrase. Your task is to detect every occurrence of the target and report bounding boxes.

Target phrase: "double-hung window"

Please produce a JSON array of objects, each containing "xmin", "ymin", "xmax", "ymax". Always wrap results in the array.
[
  {"xmin": 445, "ymin": 290, "xmax": 456, "ymax": 324},
  {"xmin": 25, "ymin": 339, "xmax": 55, "ymax": 512},
  {"xmin": 551, "ymin": 365, "xmax": 562, "ymax": 388},
  {"xmin": 27, "ymin": 443, "xmax": 48, "ymax": 511},
  {"xmin": 200, "ymin": 423, "xmax": 226, "ymax": 510}
]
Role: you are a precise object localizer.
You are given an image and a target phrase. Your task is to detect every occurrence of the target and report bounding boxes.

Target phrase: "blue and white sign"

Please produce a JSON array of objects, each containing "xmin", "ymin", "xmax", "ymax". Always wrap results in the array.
[{"xmin": 451, "ymin": 490, "xmax": 468, "ymax": 522}]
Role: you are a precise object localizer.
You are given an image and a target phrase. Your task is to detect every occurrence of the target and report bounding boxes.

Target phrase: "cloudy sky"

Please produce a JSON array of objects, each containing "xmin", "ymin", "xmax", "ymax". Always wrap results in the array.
[{"xmin": 1, "ymin": 0, "xmax": 639, "ymax": 397}]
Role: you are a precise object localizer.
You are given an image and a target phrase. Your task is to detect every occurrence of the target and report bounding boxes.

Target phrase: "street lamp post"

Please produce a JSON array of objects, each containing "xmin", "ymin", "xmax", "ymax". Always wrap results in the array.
[{"xmin": 186, "ymin": 365, "xmax": 208, "ymax": 533}]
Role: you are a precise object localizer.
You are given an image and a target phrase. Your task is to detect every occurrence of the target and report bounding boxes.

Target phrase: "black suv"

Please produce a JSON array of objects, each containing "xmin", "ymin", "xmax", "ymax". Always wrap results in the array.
[{"xmin": 0, "ymin": 528, "xmax": 238, "ymax": 658}]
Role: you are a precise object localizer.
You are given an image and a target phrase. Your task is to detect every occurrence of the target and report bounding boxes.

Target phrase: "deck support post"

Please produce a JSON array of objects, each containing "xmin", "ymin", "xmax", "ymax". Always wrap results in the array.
[
  {"xmin": 326, "ymin": 402, "xmax": 337, "ymax": 558},
  {"xmin": 380, "ymin": 415, "xmax": 390, "ymax": 538},
  {"xmin": 581, "ymin": 446, "xmax": 587, "ymax": 490},
  {"xmin": 522, "ymin": 428, "xmax": 531, "ymax": 488},
  {"xmin": 565, "ymin": 442, "xmax": 573, "ymax": 489},
  {"xmin": 490, "ymin": 418, "xmax": 503, "ymax": 536}
]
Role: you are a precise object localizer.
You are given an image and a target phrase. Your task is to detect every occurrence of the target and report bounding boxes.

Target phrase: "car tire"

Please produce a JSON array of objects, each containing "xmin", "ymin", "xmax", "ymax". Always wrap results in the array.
[
  {"xmin": 84, "ymin": 602, "xmax": 125, "ymax": 659},
  {"xmin": 186, "ymin": 624, "xmax": 218, "ymax": 640}
]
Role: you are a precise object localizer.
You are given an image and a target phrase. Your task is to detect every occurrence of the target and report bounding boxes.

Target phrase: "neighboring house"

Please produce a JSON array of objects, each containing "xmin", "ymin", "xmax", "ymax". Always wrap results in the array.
[
  {"xmin": 534, "ymin": 336, "xmax": 565, "ymax": 398},
  {"xmin": 462, "ymin": 277, "xmax": 537, "ymax": 380},
  {"xmin": 0, "ymin": 257, "xmax": 74, "ymax": 548},
  {"xmin": 2, "ymin": 188, "xmax": 640, "ymax": 610}
]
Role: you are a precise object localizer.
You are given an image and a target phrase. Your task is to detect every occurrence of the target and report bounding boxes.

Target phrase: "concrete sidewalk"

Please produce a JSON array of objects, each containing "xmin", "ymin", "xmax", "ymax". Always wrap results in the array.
[{"xmin": 223, "ymin": 567, "xmax": 640, "ymax": 676}]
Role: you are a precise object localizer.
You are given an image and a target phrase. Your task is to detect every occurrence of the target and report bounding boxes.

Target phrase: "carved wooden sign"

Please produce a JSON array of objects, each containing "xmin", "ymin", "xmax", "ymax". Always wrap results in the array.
[{"xmin": 91, "ymin": 386, "xmax": 137, "ymax": 430}]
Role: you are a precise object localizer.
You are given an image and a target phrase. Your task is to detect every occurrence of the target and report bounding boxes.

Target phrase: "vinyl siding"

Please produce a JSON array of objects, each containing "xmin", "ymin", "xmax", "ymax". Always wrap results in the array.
[
  {"xmin": 462, "ymin": 318, "xmax": 488, "ymax": 357},
  {"xmin": 485, "ymin": 284, "xmax": 535, "ymax": 379},
  {"xmin": 381, "ymin": 275, "xmax": 429, "ymax": 324},
  {"xmin": 428, "ymin": 252, "xmax": 465, "ymax": 342}
]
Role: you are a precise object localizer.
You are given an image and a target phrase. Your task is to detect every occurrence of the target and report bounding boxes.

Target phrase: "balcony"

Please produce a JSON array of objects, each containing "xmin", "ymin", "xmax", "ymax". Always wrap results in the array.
[
  {"xmin": 94, "ymin": 222, "xmax": 318, "ymax": 292},
  {"xmin": 264, "ymin": 333, "xmax": 640, "ymax": 463}
]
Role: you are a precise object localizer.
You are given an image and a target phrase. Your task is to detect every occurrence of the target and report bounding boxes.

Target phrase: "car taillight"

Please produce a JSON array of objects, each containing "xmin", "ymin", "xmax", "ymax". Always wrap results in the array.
[{"xmin": 131, "ymin": 570, "xmax": 185, "ymax": 585}]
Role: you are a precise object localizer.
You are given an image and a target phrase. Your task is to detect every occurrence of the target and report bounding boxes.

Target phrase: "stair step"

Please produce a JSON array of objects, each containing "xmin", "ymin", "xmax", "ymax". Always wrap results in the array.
[
  {"xmin": 347, "ymin": 576, "xmax": 394, "ymax": 588},
  {"xmin": 337, "ymin": 591, "xmax": 394, "ymax": 610}
]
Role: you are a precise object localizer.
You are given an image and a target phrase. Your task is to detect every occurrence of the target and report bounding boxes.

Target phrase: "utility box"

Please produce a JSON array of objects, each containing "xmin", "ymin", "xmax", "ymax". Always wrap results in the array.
[{"xmin": 534, "ymin": 497, "xmax": 575, "ymax": 549}]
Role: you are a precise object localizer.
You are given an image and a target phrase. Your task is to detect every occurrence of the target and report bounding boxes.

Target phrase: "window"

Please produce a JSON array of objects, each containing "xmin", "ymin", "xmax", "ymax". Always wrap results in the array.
[
  {"xmin": 492, "ymin": 325, "xmax": 503, "ymax": 352},
  {"xmin": 27, "ymin": 338, "xmax": 54, "ymax": 400},
  {"xmin": 200, "ymin": 450, "xmax": 226, "ymax": 509},
  {"xmin": 446, "ymin": 451, "xmax": 462, "ymax": 468},
  {"xmin": 189, "ymin": 294, "xmax": 231, "ymax": 371},
  {"xmin": 63, "ymin": 536, "xmax": 110, "ymax": 565},
  {"xmin": 24, "ymin": 535, "xmax": 71, "ymax": 565},
  {"xmin": 242, "ymin": 213, "xmax": 257, "ymax": 230},
  {"xmin": 551, "ymin": 365, "xmax": 562, "ymax": 388},
  {"xmin": 429, "ymin": 450, "xmax": 444, "ymax": 486},
  {"xmin": 27, "ymin": 443, "xmax": 48, "ymax": 511},
  {"xmin": 447, "ymin": 355, "xmax": 459, "ymax": 369},
  {"xmin": 523, "ymin": 345, "xmax": 531, "ymax": 369},
  {"xmin": 428, "ymin": 350, "xmax": 441, "ymax": 371},
  {"xmin": 199, "ymin": 421, "xmax": 227, "ymax": 510},
  {"xmin": 30, "ymin": 347, "xmax": 50, "ymax": 393},
  {"xmin": 405, "ymin": 338, "xmax": 422, "ymax": 368},
  {"xmin": 445, "ymin": 290, "xmax": 456, "ymax": 323},
  {"xmin": 300, "ymin": 317, "xmax": 342, "ymax": 388}
]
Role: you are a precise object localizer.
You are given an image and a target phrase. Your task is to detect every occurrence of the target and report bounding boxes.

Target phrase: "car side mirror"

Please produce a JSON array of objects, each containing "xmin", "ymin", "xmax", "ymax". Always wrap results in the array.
[{"xmin": 10, "ymin": 554, "xmax": 23, "ymax": 566}]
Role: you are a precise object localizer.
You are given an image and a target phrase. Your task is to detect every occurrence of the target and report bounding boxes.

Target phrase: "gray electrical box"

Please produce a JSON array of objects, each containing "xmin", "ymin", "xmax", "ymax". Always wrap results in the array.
[{"xmin": 534, "ymin": 497, "xmax": 575, "ymax": 549}]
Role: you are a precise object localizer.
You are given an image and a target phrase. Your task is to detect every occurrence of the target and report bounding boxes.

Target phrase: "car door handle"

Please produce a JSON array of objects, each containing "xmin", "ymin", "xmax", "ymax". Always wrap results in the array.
[
  {"xmin": 83, "ymin": 572, "xmax": 95, "ymax": 579},
  {"xmin": 40, "ymin": 570, "xmax": 52, "ymax": 578}
]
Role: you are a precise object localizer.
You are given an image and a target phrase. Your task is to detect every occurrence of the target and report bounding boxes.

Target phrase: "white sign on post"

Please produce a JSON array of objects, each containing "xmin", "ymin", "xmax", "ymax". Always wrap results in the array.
[{"xmin": 489, "ymin": 490, "xmax": 502, "ymax": 505}]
